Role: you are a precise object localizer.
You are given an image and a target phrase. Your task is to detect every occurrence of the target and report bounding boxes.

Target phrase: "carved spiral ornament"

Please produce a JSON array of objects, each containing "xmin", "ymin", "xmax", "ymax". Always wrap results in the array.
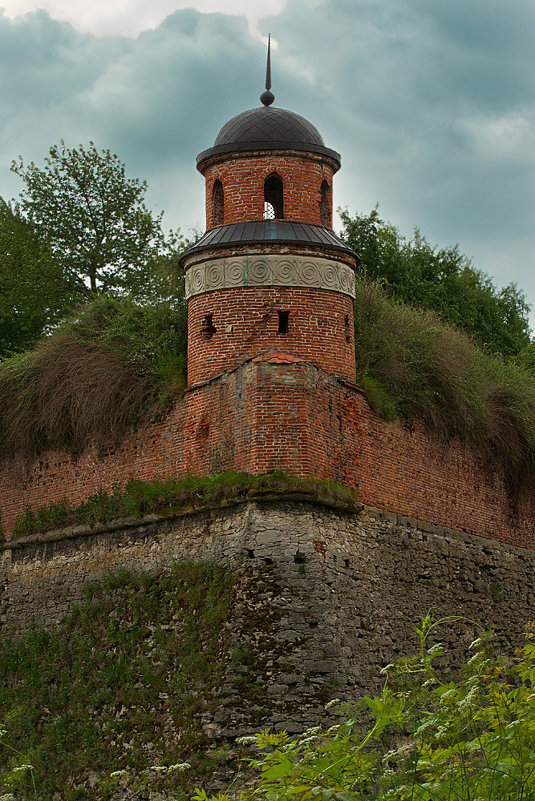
[
  {"xmin": 248, "ymin": 258, "xmax": 271, "ymax": 285},
  {"xmin": 226, "ymin": 259, "xmax": 246, "ymax": 286},
  {"xmin": 184, "ymin": 255, "xmax": 355, "ymax": 299}
]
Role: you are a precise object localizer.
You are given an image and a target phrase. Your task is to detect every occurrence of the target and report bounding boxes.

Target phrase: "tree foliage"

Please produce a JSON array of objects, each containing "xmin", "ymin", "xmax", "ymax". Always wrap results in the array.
[
  {"xmin": 11, "ymin": 141, "xmax": 184, "ymax": 302},
  {"xmin": 340, "ymin": 208, "xmax": 531, "ymax": 356},
  {"xmin": 0, "ymin": 199, "xmax": 74, "ymax": 357}
]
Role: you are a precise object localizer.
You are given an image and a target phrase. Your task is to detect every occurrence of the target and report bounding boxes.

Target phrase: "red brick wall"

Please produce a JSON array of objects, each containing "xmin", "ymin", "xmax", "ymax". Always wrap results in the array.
[
  {"xmin": 202, "ymin": 154, "xmax": 335, "ymax": 230},
  {"xmin": 1, "ymin": 360, "xmax": 533, "ymax": 549},
  {"xmin": 187, "ymin": 286, "xmax": 357, "ymax": 385}
]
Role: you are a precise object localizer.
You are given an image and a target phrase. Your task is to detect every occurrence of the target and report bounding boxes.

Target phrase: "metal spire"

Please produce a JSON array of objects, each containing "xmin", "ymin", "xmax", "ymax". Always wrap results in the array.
[{"xmin": 260, "ymin": 34, "xmax": 275, "ymax": 106}]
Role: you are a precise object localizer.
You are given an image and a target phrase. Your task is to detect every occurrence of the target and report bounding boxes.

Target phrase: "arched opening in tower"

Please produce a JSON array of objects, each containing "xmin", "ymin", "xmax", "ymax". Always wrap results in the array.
[
  {"xmin": 263, "ymin": 173, "xmax": 284, "ymax": 219},
  {"xmin": 319, "ymin": 180, "xmax": 331, "ymax": 227},
  {"xmin": 212, "ymin": 180, "xmax": 224, "ymax": 226}
]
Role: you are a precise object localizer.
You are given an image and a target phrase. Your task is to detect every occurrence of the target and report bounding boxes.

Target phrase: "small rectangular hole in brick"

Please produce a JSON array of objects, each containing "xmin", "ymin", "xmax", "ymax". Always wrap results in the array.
[
  {"xmin": 201, "ymin": 313, "xmax": 217, "ymax": 340},
  {"xmin": 278, "ymin": 310, "xmax": 289, "ymax": 334}
]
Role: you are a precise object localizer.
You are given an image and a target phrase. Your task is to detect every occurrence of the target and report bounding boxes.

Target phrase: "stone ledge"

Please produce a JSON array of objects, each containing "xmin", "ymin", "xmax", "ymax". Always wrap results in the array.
[
  {"xmin": 2, "ymin": 489, "xmax": 363, "ymax": 551},
  {"xmin": 4, "ymin": 494, "xmax": 532, "ymax": 560}
]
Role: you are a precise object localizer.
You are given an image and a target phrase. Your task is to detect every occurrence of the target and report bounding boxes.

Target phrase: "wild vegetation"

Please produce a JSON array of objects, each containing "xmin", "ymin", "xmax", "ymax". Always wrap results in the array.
[
  {"xmin": 11, "ymin": 470, "xmax": 358, "ymax": 539},
  {"xmin": 354, "ymin": 280, "xmax": 535, "ymax": 494},
  {"xmin": 2, "ymin": 600, "xmax": 533, "ymax": 800},
  {"xmin": 0, "ymin": 563, "xmax": 238, "ymax": 800},
  {"xmin": 197, "ymin": 616, "xmax": 535, "ymax": 801},
  {"xmin": 0, "ymin": 296, "xmax": 186, "ymax": 457},
  {"xmin": 340, "ymin": 207, "xmax": 531, "ymax": 358}
]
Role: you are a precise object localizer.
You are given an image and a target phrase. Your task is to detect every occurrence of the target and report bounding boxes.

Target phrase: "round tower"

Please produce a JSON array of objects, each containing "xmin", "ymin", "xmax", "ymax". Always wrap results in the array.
[{"xmin": 180, "ymin": 42, "xmax": 359, "ymax": 386}]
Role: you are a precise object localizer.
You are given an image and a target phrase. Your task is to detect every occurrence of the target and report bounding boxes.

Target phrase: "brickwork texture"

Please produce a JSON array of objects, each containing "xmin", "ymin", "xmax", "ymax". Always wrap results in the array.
[
  {"xmin": 202, "ymin": 154, "xmax": 335, "ymax": 230},
  {"xmin": 1, "ymin": 359, "xmax": 533, "ymax": 549}
]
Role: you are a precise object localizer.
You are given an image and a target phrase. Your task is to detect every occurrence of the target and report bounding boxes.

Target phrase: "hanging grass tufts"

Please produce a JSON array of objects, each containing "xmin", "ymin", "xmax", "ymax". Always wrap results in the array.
[
  {"xmin": 0, "ymin": 296, "xmax": 187, "ymax": 458},
  {"xmin": 354, "ymin": 279, "xmax": 535, "ymax": 494}
]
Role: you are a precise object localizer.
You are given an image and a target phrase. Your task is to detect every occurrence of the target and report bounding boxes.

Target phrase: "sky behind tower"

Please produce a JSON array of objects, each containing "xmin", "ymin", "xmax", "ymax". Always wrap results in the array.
[{"xmin": 1, "ymin": 0, "xmax": 534, "ymax": 325}]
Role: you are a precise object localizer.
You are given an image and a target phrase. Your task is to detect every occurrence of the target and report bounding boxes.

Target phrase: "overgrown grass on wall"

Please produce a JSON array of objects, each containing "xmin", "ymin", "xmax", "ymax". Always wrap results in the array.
[
  {"xmin": 2, "ymin": 281, "xmax": 535, "ymax": 493},
  {"xmin": 0, "ymin": 296, "xmax": 186, "ymax": 457},
  {"xmin": 354, "ymin": 280, "xmax": 535, "ymax": 494},
  {"xmin": 12, "ymin": 470, "xmax": 359, "ymax": 539},
  {"xmin": 0, "ymin": 563, "xmax": 236, "ymax": 800}
]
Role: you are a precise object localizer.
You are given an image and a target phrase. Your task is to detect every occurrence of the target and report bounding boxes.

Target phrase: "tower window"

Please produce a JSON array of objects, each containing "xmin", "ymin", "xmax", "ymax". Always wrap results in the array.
[
  {"xmin": 345, "ymin": 314, "xmax": 351, "ymax": 342},
  {"xmin": 319, "ymin": 180, "xmax": 331, "ymax": 227},
  {"xmin": 278, "ymin": 310, "xmax": 290, "ymax": 334},
  {"xmin": 212, "ymin": 180, "xmax": 224, "ymax": 226},
  {"xmin": 263, "ymin": 173, "xmax": 284, "ymax": 219}
]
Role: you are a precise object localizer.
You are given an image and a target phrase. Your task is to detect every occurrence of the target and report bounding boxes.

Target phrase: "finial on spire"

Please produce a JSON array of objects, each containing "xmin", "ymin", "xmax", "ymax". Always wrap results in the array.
[{"xmin": 260, "ymin": 34, "xmax": 275, "ymax": 106}]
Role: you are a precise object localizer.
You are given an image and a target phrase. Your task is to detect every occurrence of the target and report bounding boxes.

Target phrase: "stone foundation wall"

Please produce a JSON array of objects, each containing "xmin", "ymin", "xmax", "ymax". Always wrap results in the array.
[{"xmin": 2, "ymin": 501, "xmax": 534, "ymax": 732}]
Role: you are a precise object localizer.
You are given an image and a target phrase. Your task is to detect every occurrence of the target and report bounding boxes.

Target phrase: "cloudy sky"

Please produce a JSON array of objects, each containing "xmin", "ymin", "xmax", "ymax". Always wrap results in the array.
[{"xmin": 1, "ymin": 0, "xmax": 534, "ymax": 320}]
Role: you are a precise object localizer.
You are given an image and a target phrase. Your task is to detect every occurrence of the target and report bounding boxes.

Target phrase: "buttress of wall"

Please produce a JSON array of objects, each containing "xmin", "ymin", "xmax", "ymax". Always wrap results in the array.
[{"xmin": 1, "ymin": 359, "xmax": 534, "ymax": 547}]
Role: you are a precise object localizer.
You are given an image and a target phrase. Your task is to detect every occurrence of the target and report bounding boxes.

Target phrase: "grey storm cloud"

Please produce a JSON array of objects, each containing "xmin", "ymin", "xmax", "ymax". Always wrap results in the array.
[{"xmin": 1, "ymin": 0, "xmax": 534, "ymax": 314}]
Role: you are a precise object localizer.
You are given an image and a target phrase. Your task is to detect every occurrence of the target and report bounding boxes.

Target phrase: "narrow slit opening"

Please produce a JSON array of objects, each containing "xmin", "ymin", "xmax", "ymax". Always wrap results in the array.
[{"xmin": 278, "ymin": 310, "xmax": 290, "ymax": 334}]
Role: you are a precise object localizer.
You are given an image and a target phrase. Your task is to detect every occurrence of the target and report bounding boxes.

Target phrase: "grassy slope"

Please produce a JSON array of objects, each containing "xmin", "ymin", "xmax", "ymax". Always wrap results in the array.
[{"xmin": 10, "ymin": 470, "xmax": 359, "ymax": 540}]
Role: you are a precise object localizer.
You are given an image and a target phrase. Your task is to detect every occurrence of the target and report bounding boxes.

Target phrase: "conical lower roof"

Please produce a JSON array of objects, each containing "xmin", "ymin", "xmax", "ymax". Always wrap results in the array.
[{"xmin": 197, "ymin": 105, "xmax": 341, "ymax": 172}]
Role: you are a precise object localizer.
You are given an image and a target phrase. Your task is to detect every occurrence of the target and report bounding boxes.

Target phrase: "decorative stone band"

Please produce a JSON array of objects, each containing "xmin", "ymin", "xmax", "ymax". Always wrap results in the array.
[{"xmin": 185, "ymin": 254, "xmax": 356, "ymax": 299}]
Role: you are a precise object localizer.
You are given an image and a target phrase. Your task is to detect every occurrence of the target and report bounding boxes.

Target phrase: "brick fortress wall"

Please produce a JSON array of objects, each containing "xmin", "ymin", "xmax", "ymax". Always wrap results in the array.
[{"xmin": 1, "ymin": 358, "xmax": 533, "ymax": 548}]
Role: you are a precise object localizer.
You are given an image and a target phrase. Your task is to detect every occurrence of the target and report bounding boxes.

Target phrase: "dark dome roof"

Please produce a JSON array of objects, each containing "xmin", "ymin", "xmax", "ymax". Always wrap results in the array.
[
  {"xmin": 197, "ymin": 105, "xmax": 341, "ymax": 172},
  {"xmin": 214, "ymin": 107, "xmax": 325, "ymax": 148}
]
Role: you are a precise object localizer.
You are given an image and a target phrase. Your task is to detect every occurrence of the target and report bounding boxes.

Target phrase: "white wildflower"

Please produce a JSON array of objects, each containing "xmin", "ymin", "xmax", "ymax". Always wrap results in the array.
[
  {"xmin": 325, "ymin": 725, "xmax": 340, "ymax": 735},
  {"xmin": 324, "ymin": 699, "xmax": 341, "ymax": 710},
  {"xmin": 167, "ymin": 762, "xmax": 191, "ymax": 772},
  {"xmin": 110, "ymin": 770, "xmax": 128, "ymax": 778},
  {"xmin": 235, "ymin": 735, "xmax": 258, "ymax": 746},
  {"xmin": 12, "ymin": 764, "xmax": 33, "ymax": 774}
]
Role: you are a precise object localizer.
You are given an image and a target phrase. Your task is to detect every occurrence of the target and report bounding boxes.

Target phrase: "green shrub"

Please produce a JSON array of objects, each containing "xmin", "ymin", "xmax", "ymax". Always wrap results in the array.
[
  {"xmin": 355, "ymin": 279, "xmax": 535, "ymax": 493},
  {"xmin": 0, "ymin": 296, "xmax": 186, "ymax": 457}
]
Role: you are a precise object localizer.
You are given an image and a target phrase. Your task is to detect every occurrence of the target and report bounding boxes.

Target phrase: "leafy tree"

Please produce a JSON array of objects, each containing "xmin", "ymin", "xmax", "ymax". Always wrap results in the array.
[
  {"xmin": 0, "ymin": 199, "xmax": 75, "ymax": 357},
  {"xmin": 340, "ymin": 208, "xmax": 531, "ymax": 356},
  {"xmin": 11, "ymin": 141, "xmax": 184, "ymax": 302}
]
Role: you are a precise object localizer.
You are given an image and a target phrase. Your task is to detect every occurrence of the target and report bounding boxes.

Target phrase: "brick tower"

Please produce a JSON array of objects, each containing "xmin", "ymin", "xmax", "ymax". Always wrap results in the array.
[{"xmin": 180, "ymin": 40, "xmax": 359, "ymax": 387}]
